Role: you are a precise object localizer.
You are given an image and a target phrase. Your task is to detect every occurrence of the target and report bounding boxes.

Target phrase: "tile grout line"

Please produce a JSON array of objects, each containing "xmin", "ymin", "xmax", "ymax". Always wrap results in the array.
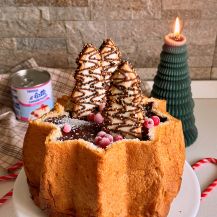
[{"xmin": 211, "ymin": 33, "xmax": 217, "ymax": 80}]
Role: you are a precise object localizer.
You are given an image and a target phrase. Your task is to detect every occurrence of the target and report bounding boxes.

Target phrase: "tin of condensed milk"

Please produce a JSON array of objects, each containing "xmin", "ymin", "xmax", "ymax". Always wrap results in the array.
[{"xmin": 11, "ymin": 69, "xmax": 54, "ymax": 121}]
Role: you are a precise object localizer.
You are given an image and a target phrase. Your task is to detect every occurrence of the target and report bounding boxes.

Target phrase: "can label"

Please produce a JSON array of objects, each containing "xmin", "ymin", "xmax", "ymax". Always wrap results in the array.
[{"xmin": 11, "ymin": 81, "xmax": 53, "ymax": 121}]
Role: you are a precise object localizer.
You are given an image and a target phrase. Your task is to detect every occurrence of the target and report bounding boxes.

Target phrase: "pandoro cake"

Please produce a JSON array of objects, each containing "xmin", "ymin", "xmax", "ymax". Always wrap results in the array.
[{"xmin": 23, "ymin": 39, "xmax": 185, "ymax": 217}]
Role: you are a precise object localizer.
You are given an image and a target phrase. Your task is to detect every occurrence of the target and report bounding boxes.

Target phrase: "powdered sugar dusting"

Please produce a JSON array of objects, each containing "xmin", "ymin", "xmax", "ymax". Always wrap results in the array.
[
  {"xmin": 44, "ymin": 115, "xmax": 92, "ymax": 129},
  {"xmin": 61, "ymin": 117, "xmax": 91, "ymax": 129}
]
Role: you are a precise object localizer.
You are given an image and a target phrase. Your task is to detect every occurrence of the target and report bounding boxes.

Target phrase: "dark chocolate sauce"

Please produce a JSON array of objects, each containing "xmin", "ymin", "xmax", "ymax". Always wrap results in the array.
[
  {"xmin": 44, "ymin": 116, "xmax": 102, "ymax": 143},
  {"xmin": 144, "ymin": 102, "xmax": 167, "ymax": 123},
  {"xmin": 59, "ymin": 122, "xmax": 101, "ymax": 142},
  {"xmin": 142, "ymin": 102, "xmax": 168, "ymax": 140},
  {"xmin": 142, "ymin": 127, "xmax": 150, "ymax": 141},
  {"xmin": 43, "ymin": 101, "xmax": 168, "ymax": 144}
]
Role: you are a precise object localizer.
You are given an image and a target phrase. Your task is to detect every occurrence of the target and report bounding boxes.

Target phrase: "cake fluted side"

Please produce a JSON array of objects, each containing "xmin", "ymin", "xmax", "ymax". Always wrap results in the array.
[
  {"xmin": 38, "ymin": 118, "xmax": 185, "ymax": 217},
  {"xmin": 23, "ymin": 121, "xmax": 56, "ymax": 205}
]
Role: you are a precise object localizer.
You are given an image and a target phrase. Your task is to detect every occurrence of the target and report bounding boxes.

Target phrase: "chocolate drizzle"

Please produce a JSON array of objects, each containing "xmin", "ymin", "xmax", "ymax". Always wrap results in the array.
[
  {"xmin": 71, "ymin": 44, "xmax": 106, "ymax": 118},
  {"xmin": 100, "ymin": 39, "xmax": 121, "ymax": 90},
  {"xmin": 104, "ymin": 61, "xmax": 144, "ymax": 139}
]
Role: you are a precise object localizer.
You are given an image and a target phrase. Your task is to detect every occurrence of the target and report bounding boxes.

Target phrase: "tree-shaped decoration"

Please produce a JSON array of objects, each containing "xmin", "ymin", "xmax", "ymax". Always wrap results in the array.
[
  {"xmin": 71, "ymin": 44, "xmax": 106, "ymax": 118},
  {"xmin": 99, "ymin": 39, "xmax": 121, "ymax": 90},
  {"xmin": 104, "ymin": 61, "xmax": 144, "ymax": 139},
  {"xmin": 151, "ymin": 44, "xmax": 198, "ymax": 146}
]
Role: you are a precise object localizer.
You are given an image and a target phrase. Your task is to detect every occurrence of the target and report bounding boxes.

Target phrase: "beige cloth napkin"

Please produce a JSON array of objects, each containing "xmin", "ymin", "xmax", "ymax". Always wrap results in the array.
[{"xmin": 0, "ymin": 58, "xmax": 75, "ymax": 169}]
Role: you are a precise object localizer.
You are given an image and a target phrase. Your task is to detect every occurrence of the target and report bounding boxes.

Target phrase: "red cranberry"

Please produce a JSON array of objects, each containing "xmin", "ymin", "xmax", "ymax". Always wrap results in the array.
[
  {"xmin": 104, "ymin": 134, "xmax": 113, "ymax": 142},
  {"xmin": 113, "ymin": 135, "xmax": 123, "ymax": 142},
  {"xmin": 94, "ymin": 132, "xmax": 113, "ymax": 148},
  {"xmin": 97, "ymin": 131, "xmax": 107, "ymax": 137},
  {"xmin": 87, "ymin": 113, "xmax": 95, "ymax": 122},
  {"xmin": 94, "ymin": 113, "xmax": 104, "ymax": 124},
  {"xmin": 144, "ymin": 118, "xmax": 154, "ymax": 129},
  {"xmin": 151, "ymin": 116, "xmax": 160, "ymax": 126},
  {"xmin": 98, "ymin": 137, "xmax": 111, "ymax": 148},
  {"xmin": 94, "ymin": 136, "xmax": 102, "ymax": 144}
]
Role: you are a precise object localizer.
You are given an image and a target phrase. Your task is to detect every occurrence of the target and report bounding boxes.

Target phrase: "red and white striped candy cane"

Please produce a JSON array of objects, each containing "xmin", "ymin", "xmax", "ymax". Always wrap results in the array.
[
  {"xmin": 0, "ymin": 189, "xmax": 13, "ymax": 205},
  {"xmin": 192, "ymin": 158, "xmax": 217, "ymax": 200},
  {"xmin": 201, "ymin": 179, "xmax": 217, "ymax": 199},
  {"xmin": 7, "ymin": 161, "xmax": 23, "ymax": 172},
  {"xmin": 0, "ymin": 174, "xmax": 18, "ymax": 182},
  {"xmin": 192, "ymin": 158, "xmax": 217, "ymax": 170},
  {"xmin": 0, "ymin": 161, "xmax": 23, "ymax": 206}
]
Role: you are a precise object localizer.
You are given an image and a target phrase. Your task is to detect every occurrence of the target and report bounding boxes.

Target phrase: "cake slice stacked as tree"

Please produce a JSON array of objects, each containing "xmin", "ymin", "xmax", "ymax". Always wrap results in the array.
[
  {"xmin": 104, "ymin": 61, "xmax": 144, "ymax": 139},
  {"xmin": 71, "ymin": 44, "xmax": 106, "ymax": 118},
  {"xmin": 100, "ymin": 39, "xmax": 121, "ymax": 90}
]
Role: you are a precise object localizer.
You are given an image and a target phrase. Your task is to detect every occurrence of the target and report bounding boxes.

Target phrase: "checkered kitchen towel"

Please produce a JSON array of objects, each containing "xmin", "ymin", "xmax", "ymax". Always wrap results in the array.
[{"xmin": 0, "ymin": 58, "xmax": 75, "ymax": 169}]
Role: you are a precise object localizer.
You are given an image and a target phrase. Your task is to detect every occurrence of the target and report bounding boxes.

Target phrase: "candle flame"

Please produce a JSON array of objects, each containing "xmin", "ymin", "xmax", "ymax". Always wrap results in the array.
[
  {"xmin": 166, "ymin": 16, "xmax": 186, "ymax": 44},
  {"xmin": 174, "ymin": 17, "xmax": 181, "ymax": 36},
  {"xmin": 173, "ymin": 17, "xmax": 181, "ymax": 35}
]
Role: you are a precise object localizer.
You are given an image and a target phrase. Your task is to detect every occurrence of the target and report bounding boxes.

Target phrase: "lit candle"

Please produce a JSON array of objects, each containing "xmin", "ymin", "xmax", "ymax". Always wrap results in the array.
[
  {"xmin": 151, "ymin": 16, "xmax": 198, "ymax": 147},
  {"xmin": 164, "ymin": 17, "xmax": 186, "ymax": 46}
]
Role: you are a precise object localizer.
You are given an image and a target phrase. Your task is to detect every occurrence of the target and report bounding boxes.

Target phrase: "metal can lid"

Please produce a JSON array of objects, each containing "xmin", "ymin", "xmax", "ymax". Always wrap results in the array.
[{"xmin": 10, "ymin": 69, "xmax": 51, "ymax": 88}]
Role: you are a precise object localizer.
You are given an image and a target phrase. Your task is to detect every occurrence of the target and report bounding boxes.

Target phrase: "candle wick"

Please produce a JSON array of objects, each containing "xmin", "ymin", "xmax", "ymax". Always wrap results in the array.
[
  {"xmin": 174, "ymin": 35, "xmax": 180, "ymax": 41},
  {"xmin": 173, "ymin": 33, "xmax": 181, "ymax": 41}
]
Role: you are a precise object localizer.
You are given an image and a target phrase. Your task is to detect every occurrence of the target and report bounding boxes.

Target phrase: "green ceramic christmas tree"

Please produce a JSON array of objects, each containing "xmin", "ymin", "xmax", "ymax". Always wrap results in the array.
[{"xmin": 151, "ymin": 42, "xmax": 198, "ymax": 147}]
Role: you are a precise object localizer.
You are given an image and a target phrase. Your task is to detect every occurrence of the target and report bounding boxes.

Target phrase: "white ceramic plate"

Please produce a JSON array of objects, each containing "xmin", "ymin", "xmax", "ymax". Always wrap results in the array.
[
  {"xmin": 168, "ymin": 162, "xmax": 200, "ymax": 217},
  {"xmin": 13, "ymin": 162, "xmax": 200, "ymax": 217}
]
